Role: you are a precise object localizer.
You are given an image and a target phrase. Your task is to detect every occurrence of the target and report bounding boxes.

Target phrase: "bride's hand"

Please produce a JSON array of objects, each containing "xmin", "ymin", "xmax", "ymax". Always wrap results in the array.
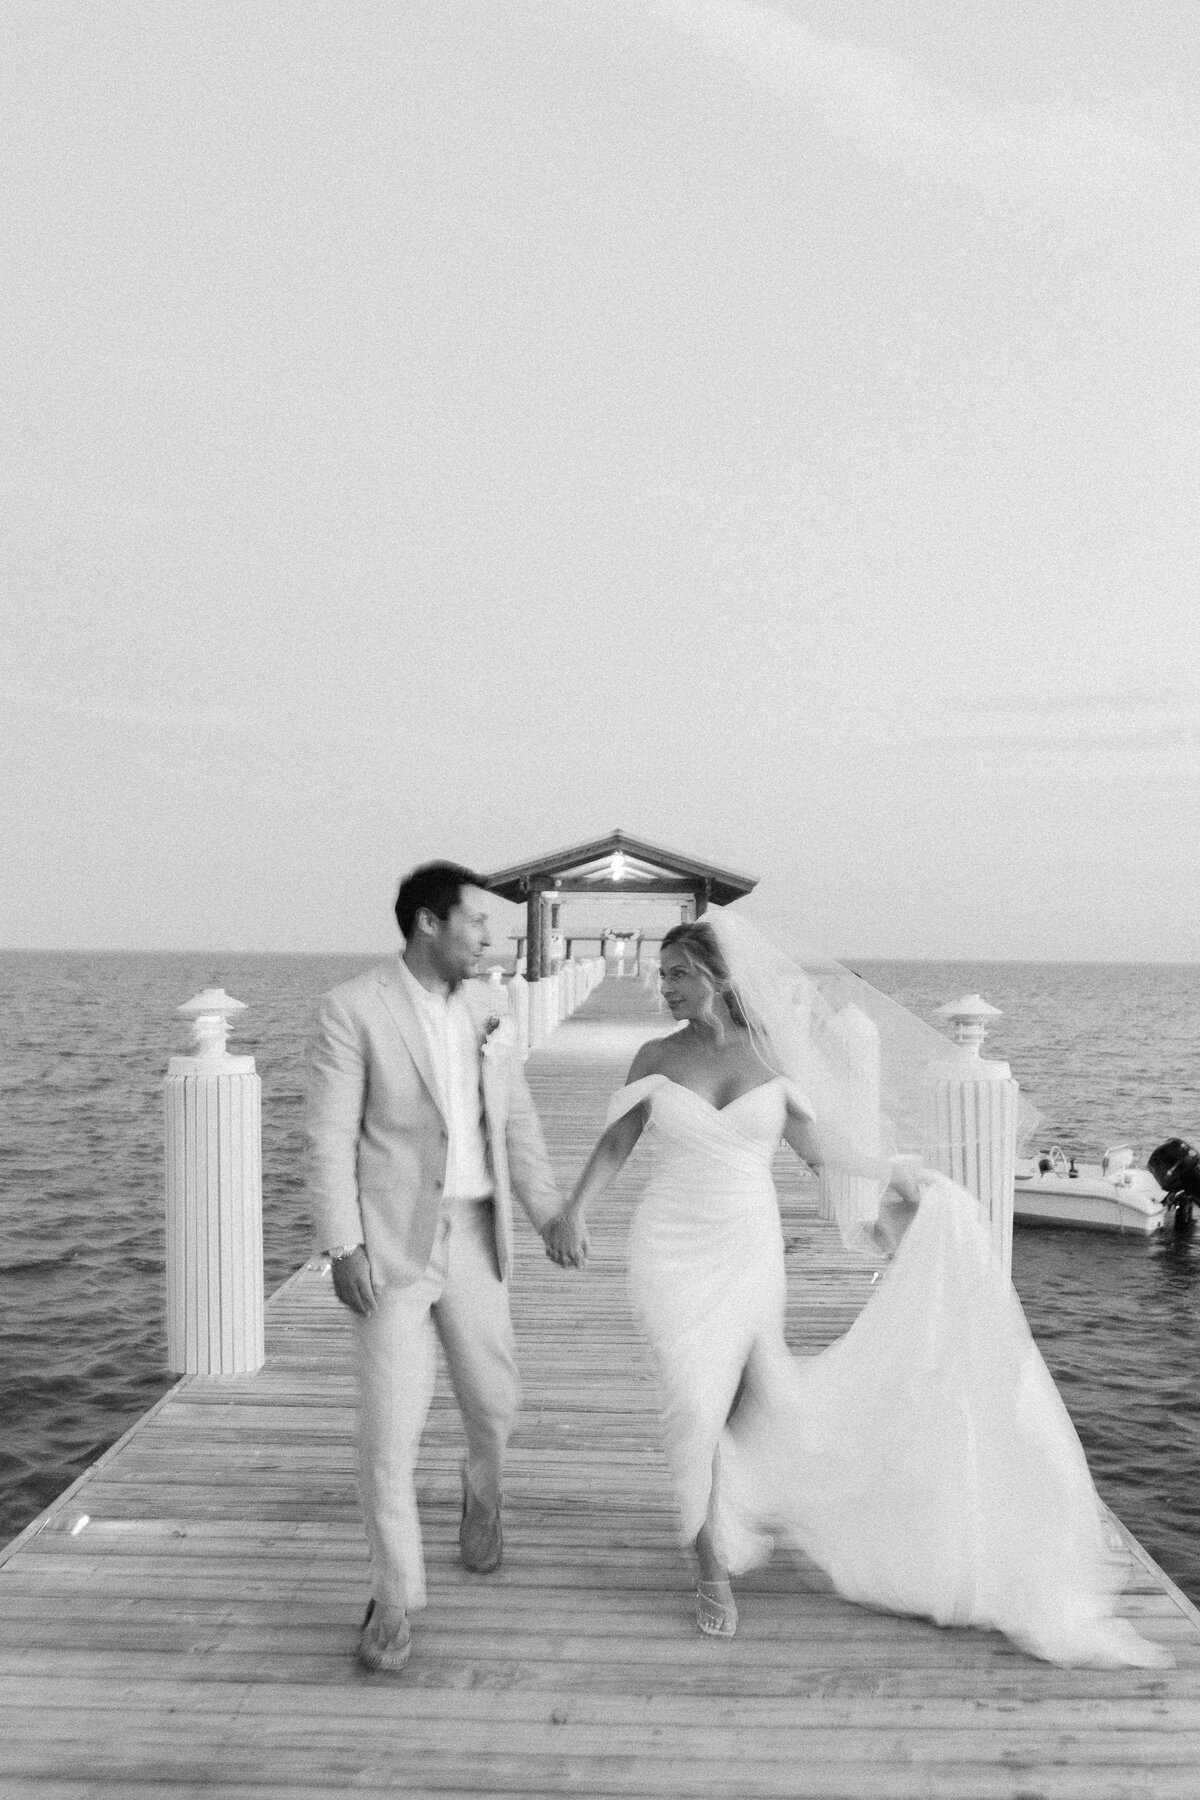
[
  {"xmin": 870, "ymin": 1193, "xmax": 917, "ymax": 1256},
  {"xmin": 868, "ymin": 1159, "xmax": 933, "ymax": 1256},
  {"xmin": 886, "ymin": 1157, "xmax": 928, "ymax": 1209}
]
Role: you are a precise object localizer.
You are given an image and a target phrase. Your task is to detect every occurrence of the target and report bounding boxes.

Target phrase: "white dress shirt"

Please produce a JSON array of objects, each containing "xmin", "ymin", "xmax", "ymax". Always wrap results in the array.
[{"xmin": 397, "ymin": 957, "xmax": 492, "ymax": 1204}]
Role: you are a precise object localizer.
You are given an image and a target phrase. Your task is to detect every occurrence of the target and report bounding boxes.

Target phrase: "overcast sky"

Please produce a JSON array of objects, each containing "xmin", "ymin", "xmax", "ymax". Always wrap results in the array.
[{"xmin": 3, "ymin": 2, "xmax": 1198, "ymax": 959}]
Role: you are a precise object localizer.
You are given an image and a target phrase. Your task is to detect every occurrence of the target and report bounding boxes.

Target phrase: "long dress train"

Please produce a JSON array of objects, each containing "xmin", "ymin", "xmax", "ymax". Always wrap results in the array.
[{"xmin": 610, "ymin": 1071, "xmax": 1169, "ymax": 1668}]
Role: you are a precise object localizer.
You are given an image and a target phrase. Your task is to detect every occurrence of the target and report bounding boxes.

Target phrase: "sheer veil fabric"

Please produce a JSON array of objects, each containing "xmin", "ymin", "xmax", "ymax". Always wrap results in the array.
[
  {"xmin": 611, "ymin": 906, "xmax": 1169, "ymax": 1669},
  {"xmin": 704, "ymin": 906, "xmax": 1036, "ymax": 1247}
]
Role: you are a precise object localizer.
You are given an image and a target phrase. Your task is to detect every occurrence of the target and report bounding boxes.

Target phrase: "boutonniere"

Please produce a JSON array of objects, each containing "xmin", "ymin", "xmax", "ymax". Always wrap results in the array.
[{"xmin": 479, "ymin": 1014, "xmax": 518, "ymax": 1059}]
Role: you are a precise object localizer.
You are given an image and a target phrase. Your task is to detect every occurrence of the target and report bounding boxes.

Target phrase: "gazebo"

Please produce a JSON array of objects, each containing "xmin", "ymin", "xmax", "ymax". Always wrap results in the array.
[{"xmin": 483, "ymin": 830, "xmax": 757, "ymax": 982}]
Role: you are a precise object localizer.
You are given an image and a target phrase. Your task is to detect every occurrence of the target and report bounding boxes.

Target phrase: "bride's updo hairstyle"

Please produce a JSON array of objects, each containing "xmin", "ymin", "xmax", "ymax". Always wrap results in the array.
[{"xmin": 659, "ymin": 921, "xmax": 749, "ymax": 1040}]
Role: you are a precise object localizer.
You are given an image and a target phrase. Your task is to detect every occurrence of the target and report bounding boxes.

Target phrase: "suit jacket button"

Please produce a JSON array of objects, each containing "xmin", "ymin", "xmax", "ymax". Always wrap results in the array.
[{"xmin": 434, "ymin": 1178, "xmax": 443, "ymax": 1190}]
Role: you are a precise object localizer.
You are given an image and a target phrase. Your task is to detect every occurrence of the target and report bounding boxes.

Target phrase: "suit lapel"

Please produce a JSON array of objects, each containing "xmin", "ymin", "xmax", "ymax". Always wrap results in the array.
[{"xmin": 376, "ymin": 961, "xmax": 448, "ymax": 1124}]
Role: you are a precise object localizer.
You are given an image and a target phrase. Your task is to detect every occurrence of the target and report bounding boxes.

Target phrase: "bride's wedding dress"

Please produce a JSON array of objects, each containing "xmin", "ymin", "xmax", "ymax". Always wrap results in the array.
[{"xmin": 608, "ymin": 1070, "xmax": 1169, "ymax": 1668}]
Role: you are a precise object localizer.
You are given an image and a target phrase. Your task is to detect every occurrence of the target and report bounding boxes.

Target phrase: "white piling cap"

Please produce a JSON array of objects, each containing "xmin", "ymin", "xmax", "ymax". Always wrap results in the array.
[
  {"xmin": 934, "ymin": 994, "xmax": 1003, "ymax": 1024},
  {"xmin": 175, "ymin": 989, "xmax": 250, "ymax": 1067},
  {"xmin": 178, "ymin": 987, "xmax": 247, "ymax": 1020},
  {"xmin": 934, "ymin": 994, "xmax": 1002, "ymax": 1059}
]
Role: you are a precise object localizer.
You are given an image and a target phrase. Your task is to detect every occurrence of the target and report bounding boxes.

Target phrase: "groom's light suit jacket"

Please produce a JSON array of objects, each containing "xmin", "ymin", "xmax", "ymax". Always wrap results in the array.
[{"xmin": 306, "ymin": 959, "xmax": 559, "ymax": 1290}]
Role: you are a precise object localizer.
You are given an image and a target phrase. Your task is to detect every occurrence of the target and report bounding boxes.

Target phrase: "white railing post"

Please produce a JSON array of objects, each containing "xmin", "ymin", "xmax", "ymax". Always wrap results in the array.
[
  {"xmin": 925, "ymin": 995, "xmax": 1018, "ymax": 1282},
  {"xmin": 528, "ymin": 973, "xmax": 554, "ymax": 1049},
  {"xmin": 164, "ymin": 989, "xmax": 264, "ymax": 1375},
  {"xmin": 486, "ymin": 965, "xmax": 509, "ymax": 1013},
  {"xmin": 508, "ymin": 973, "xmax": 529, "ymax": 1055},
  {"xmin": 508, "ymin": 960, "xmax": 609, "ymax": 1051}
]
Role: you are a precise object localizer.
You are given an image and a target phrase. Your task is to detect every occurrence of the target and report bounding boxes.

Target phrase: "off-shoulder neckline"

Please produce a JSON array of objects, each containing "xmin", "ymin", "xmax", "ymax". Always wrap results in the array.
[{"xmin": 628, "ymin": 1072, "xmax": 786, "ymax": 1116}]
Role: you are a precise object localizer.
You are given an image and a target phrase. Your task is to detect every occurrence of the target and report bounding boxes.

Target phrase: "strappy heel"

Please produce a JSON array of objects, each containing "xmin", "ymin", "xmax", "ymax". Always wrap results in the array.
[{"xmin": 696, "ymin": 1578, "xmax": 738, "ymax": 1638}]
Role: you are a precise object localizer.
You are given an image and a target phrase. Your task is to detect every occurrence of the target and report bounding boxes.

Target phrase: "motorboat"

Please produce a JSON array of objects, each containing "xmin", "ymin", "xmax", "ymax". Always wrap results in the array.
[{"xmin": 1013, "ymin": 1145, "xmax": 1166, "ymax": 1234}]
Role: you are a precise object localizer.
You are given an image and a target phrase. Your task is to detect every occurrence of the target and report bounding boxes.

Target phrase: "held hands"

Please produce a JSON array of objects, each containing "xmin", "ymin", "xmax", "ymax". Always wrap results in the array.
[
  {"xmin": 331, "ymin": 1246, "xmax": 377, "ymax": 1316},
  {"xmin": 542, "ymin": 1206, "xmax": 589, "ymax": 1271}
]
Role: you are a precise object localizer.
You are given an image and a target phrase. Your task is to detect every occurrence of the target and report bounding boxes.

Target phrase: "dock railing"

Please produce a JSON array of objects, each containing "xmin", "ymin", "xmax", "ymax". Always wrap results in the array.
[{"xmin": 504, "ymin": 955, "xmax": 605, "ymax": 1055}]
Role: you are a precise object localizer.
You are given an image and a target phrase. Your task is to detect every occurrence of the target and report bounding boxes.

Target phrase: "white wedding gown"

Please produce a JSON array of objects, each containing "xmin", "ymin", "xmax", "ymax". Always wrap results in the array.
[{"xmin": 609, "ymin": 1072, "xmax": 1170, "ymax": 1668}]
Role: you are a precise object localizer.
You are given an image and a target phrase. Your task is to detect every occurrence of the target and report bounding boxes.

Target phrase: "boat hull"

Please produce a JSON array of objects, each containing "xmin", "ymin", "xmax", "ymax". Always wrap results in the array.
[{"xmin": 1013, "ymin": 1162, "xmax": 1166, "ymax": 1235}]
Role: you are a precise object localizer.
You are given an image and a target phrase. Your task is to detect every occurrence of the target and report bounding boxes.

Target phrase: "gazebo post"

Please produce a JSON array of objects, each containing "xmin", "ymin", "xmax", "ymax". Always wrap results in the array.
[
  {"xmin": 549, "ymin": 898, "xmax": 561, "ymax": 972},
  {"xmin": 525, "ymin": 885, "xmax": 542, "ymax": 984}
]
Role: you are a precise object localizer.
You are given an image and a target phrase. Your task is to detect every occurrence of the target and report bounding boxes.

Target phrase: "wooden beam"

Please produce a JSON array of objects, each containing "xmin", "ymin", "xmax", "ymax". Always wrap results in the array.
[{"xmin": 545, "ymin": 878, "xmax": 704, "ymax": 897}]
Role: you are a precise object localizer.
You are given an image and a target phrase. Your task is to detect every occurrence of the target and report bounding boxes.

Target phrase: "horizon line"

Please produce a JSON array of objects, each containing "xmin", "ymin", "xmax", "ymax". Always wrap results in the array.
[{"xmin": 2, "ymin": 945, "xmax": 1198, "ymax": 969}]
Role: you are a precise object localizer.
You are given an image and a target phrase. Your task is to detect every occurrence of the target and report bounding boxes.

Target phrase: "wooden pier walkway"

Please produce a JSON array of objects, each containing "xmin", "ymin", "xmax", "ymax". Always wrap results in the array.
[{"xmin": 2, "ymin": 977, "xmax": 1199, "ymax": 1798}]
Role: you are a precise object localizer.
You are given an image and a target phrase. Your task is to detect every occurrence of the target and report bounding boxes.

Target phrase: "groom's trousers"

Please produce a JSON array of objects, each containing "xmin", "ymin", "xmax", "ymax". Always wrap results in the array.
[{"xmin": 352, "ymin": 1198, "xmax": 520, "ymax": 1612}]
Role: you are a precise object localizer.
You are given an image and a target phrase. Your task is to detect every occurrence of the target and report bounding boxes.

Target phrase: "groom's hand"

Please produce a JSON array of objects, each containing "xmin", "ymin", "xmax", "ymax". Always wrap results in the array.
[
  {"xmin": 331, "ymin": 1246, "xmax": 377, "ymax": 1316},
  {"xmin": 541, "ymin": 1210, "xmax": 589, "ymax": 1271}
]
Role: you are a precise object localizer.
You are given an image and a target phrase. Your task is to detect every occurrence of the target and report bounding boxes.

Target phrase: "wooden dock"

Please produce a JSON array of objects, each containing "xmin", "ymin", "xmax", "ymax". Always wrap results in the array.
[{"xmin": 2, "ymin": 976, "xmax": 1199, "ymax": 1798}]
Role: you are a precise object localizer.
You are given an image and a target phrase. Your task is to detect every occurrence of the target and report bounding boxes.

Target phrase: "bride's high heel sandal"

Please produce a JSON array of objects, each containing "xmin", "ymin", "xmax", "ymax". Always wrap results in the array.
[{"xmin": 696, "ymin": 1579, "xmax": 738, "ymax": 1639}]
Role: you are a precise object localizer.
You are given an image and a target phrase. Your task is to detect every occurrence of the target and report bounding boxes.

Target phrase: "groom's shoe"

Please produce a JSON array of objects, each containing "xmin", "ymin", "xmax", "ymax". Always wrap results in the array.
[
  {"xmin": 459, "ymin": 1465, "xmax": 503, "ymax": 1574},
  {"xmin": 356, "ymin": 1598, "xmax": 412, "ymax": 1673}
]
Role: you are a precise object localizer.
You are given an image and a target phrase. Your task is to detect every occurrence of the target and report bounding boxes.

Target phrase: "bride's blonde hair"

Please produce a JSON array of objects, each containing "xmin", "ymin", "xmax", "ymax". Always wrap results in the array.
[{"xmin": 659, "ymin": 922, "xmax": 749, "ymax": 1041}]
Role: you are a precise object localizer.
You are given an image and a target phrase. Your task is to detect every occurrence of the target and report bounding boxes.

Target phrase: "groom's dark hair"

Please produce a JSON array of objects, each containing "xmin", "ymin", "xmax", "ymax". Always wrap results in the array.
[{"xmin": 395, "ymin": 861, "xmax": 487, "ymax": 940}]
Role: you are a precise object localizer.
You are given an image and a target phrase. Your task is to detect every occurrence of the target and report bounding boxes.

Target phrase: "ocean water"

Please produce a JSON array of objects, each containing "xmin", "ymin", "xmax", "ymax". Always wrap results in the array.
[
  {"xmin": 0, "ymin": 951, "xmax": 373, "ymax": 1548},
  {"xmin": 2, "ymin": 952, "xmax": 1199, "ymax": 1606}
]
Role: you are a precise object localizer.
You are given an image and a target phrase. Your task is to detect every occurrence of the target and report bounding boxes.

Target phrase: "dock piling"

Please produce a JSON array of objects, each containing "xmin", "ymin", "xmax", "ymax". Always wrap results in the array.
[
  {"xmin": 927, "ymin": 994, "xmax": 1019, "ymax": 1281},
  {"xmin": 164, "ymin": 988, "xmax": 265, "ymax": 1375}
]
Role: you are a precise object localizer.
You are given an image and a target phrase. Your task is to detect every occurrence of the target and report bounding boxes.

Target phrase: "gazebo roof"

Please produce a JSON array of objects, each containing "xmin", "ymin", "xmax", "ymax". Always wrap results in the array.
[{"xmin": 483, "ymin": 830, "xmax": 757, "ymax": 908}]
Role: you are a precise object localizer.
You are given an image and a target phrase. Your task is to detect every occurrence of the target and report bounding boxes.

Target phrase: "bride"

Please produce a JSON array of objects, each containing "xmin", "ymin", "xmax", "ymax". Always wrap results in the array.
[{"xmin": 544, "ymin": 909, "xmax": 1170, "ymax": 1668}]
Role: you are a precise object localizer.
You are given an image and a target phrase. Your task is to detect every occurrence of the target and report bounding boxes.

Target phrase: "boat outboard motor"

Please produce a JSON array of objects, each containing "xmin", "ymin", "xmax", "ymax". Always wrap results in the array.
[{"xmin": 1147, "ymin": 1139, "xmax": 1200, "ymax": 1234}]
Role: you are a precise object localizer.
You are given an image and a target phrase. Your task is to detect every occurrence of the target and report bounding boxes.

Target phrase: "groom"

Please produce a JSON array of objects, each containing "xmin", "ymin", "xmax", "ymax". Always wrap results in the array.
[{"xmin": 306, "ymin": 861, "xmax": 585, "ymax": 1673}]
